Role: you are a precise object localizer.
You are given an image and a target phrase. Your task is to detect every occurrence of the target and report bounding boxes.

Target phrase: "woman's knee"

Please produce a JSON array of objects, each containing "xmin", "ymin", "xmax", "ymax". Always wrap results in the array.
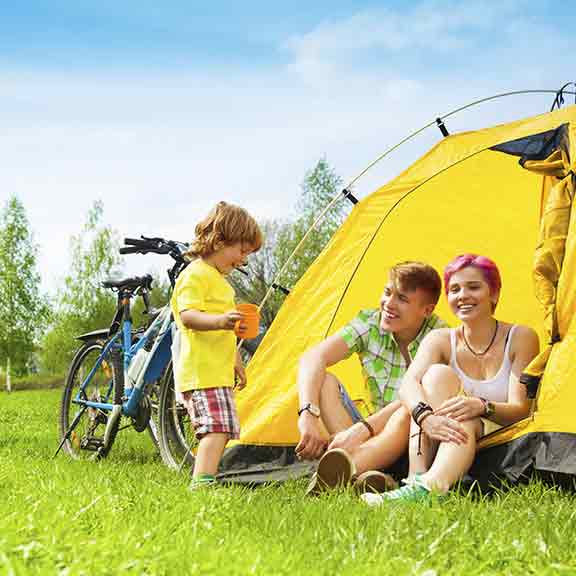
[{"xmin": 421, "ymin": 364, "xmax": 461, "ymax": 397}]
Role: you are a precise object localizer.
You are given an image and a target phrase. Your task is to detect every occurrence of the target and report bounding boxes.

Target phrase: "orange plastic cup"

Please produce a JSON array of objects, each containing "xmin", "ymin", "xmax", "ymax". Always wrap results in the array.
[{"xmin": 235, "ymin": 303, "xmax": 260, "ymax": 339}]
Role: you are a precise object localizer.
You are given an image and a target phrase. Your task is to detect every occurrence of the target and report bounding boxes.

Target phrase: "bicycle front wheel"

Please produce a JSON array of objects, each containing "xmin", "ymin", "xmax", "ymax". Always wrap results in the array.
[
  {"xmin": 59, "ymin": 340, "xmax": 123, "ymax": 460},
  {"xmin": 157, "ymin": 362, "xmax": 197, "ymax": 471}
]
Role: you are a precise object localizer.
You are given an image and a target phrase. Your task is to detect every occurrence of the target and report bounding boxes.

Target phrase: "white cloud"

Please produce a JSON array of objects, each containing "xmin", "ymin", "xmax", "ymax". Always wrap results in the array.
[
  {"xmin": 284, "ymin": 0, "xmax": 531, "ymax": 84},
  {"xmin": 1, "ymin": 0, "xmax": 572, "ymax": 295}
]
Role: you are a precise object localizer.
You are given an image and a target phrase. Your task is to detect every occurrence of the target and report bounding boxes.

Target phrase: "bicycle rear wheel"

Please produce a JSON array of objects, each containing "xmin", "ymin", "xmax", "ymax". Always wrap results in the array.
[
  {"xmin": 157, "ymin": 362, "xmax": 197, "ymax": 470},
  {"xmin": 59, "ymin": 340, "xmax": 123, "ymax": 460},
  {"xmin": 145, "ymin": 381, "xmax": 160, "ymax": 448}
]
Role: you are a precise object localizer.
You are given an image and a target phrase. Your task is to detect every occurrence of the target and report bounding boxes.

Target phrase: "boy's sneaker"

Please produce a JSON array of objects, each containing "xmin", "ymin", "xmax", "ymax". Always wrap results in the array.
[
  {"xmin": 354, "ymin": 470, "xmax": 398, "ymax": 495},
  {"xmin": 305, "ymin": 448, "xmax": 356, "ymax": 496},
  {"xmin": 360, "ymin": 474, "xmax": 437, "ymax": 507},
  {"xmin": 189, "ymin": 474, "xmax": 218, "ymax": 491}
]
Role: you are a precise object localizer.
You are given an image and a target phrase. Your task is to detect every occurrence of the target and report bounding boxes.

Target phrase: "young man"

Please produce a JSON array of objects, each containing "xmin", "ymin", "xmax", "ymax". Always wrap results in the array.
[{"xmin": 295, "ymin": 261, "xmax": 446, "ymax": 490}]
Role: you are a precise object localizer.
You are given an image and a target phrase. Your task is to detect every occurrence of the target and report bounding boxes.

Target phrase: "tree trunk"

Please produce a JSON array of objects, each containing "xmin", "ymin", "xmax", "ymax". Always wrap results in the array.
[{"xmin": 6, "ymin": 356, "xmax": 11, "ymax": 393}]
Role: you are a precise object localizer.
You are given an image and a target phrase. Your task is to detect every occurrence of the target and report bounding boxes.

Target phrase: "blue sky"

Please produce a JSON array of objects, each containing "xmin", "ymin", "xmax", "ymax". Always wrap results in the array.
[{"xmin": 1, "ymin": 0, "xmax": 575, "ymax": 291}]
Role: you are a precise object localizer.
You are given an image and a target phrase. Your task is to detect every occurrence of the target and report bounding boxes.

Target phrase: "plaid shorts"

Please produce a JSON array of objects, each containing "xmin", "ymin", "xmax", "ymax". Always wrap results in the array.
[{"xmin": 181, "ymin": 387, "xmax": 240, "ymax": 440}]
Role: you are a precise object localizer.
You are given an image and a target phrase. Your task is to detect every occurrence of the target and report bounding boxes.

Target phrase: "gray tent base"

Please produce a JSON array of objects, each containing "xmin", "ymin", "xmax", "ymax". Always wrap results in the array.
[
  {"xmin": 217, "ymin": 433, "xmax": 576, "ymax": 490},
  {"xmin": 217, "ymin": 445, "xmax": 314, "ymax": 486},
  {"xmin": 217, "ymin": 444, "xmax": 409, "ymax": 487},
  {"xmin": 469, "ymin": 432, "xmax": 576, "ymax": 491}
]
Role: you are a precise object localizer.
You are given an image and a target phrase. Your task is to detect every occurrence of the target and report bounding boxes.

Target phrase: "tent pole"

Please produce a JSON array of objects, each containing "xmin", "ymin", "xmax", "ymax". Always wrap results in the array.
[{"xmin": 256, "ymin": 88, "xmax": 576, "ymax": 316}]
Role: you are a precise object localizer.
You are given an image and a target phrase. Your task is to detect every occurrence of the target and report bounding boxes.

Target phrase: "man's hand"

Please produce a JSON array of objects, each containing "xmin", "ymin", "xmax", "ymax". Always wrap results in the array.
[
  {"xmin": 234, "ymin": 361, "xmax": 247, "ymax": 390},
  {"xmin": 295, "ymin": 413, "xmax": 328, "ymax": 460},
  {"xmin": 327, "ymin": 423, "xmax": 368, "ymax": 453},
  {"xmin": 421, "ymin": 414, "xmax": 469, "ymax": 445},
  {"xmin": 434, "ymin": 397, "xmax": 485, "ymax": 422}
]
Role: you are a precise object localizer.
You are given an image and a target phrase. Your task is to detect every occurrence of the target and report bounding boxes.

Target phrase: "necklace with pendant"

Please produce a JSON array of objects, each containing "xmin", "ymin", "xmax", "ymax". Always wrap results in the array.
[{"xmin": 461, "ymin": 320, "xmax": 499, "ymax": 356}]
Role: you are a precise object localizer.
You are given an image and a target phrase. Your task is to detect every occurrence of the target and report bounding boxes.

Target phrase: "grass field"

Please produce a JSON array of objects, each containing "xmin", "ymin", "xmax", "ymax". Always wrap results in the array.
[{"xmin": 1, "ymin": 389, "xmax": 576, "ymax": 575}]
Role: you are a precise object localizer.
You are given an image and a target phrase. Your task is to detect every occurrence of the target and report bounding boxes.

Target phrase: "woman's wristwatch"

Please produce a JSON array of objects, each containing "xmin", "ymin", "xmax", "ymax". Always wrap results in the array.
[{"xmin": 479, "ymin": 397, "xmax": 496, "ymax": 417}]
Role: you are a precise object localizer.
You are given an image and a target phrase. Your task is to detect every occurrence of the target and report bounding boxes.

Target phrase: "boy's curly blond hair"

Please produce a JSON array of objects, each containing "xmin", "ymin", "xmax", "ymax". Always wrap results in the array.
[{"xmin": 185, "ymin": 201, "xmax": 263, "ymax": 259}]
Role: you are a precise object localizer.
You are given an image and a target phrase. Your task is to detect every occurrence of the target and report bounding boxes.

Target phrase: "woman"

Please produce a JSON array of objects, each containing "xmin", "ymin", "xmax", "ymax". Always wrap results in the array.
[{"xmin": 362, "ymin": 254, "xmax": 539, "ymax": 505}]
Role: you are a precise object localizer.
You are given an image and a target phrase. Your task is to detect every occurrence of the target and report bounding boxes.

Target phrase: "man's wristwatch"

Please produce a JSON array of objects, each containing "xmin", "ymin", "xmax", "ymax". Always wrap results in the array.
[{"xmin": 298, "ymin": 402, "xmax": 321, "ymax": 418}]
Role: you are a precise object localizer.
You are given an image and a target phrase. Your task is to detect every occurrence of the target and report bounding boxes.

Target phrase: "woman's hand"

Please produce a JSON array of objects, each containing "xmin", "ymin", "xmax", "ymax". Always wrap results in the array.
[
  {"xmin": 421, "ymin": 414, "xmax": 469, "ymax": 444},
  {"xmin": 434, "ymin": 397, "xmax": 485, "ymax": 422}
]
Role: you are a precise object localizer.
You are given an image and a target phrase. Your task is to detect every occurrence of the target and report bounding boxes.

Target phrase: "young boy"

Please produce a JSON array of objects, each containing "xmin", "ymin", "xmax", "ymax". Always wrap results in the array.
[{"xmin": 171, "ymin": 201, "xmax": 263, "ymax": 489}]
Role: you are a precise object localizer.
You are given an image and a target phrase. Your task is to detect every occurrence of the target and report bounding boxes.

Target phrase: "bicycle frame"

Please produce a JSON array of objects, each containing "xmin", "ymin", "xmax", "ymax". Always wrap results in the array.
[{"xmin": 72, "ymin": 305, "xmax": 173, "ymax": 419}]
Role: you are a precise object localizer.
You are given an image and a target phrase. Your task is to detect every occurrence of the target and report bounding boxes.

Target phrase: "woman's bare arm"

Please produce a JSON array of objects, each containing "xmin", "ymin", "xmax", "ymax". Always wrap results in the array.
[{"xmin": 489, "ymin": 325, "xmax": 539, "ymax": 426}]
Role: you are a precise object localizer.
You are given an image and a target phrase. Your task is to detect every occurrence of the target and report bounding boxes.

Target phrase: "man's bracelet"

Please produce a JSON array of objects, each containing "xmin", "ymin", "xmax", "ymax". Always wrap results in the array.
[{"xmin": 359, "ymin": 419, "xmax": 375, "ymax": 438}]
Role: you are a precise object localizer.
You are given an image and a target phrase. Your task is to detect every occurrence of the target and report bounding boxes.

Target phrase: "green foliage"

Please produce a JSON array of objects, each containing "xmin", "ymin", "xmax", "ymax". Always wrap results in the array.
[
  {"xmin": 9, "ymin": 372, "xmax": 64, "ymax": 391},
  {"xmin": 3, "ymin": 389, "xmax": 576, "ymax": 575},
  {"xmin": 273, "ymin": 157, "xmax": 349, "ymax": 292},
  {"xmin": 0, "ymin": 196, "xmax": 51, "ymax": 376},
  {"xmin": 40, "ymin": 201, "xmax": 123, "ymax": 373},
  {"xmin": 229, "ymin": 158, "xmax": 350, "ymax": 330}
]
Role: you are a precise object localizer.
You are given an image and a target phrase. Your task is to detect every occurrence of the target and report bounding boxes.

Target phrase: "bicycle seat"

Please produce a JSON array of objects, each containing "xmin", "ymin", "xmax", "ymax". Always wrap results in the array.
[{"xmin": 102, "ymin": 274, "xmax": 153, "ymax": 291}]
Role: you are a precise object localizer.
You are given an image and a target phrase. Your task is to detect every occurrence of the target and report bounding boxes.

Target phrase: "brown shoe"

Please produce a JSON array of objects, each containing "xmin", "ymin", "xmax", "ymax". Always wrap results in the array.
[
  {"xmin": 354, "ymin": 470, "xmax": 398, "ymax": 494},
  {"xmin": 305, "ymin": 448, "xmax": 356, "ymax": 496}
]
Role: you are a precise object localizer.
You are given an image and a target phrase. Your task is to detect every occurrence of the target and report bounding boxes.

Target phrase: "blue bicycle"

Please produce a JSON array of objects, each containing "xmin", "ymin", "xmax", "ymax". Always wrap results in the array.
[{"xmin": 57, "ymin": 236, "xmax": 188, "ymax": 460}]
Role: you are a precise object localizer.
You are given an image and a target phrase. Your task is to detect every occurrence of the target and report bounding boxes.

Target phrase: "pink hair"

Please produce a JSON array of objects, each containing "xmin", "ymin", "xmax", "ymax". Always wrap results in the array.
[{"xmin": 443, "ymin": 254, "xmax": 501, "ymax": 296}]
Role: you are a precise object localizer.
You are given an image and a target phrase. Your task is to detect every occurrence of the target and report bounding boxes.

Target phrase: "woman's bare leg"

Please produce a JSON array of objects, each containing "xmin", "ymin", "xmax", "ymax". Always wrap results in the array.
[
  {"xmin": 407, "ymin": 364, "xmax": 462, "ymax": 477},
  {"xmin": 420, "ymin": 418, "xmax": 481, "ymax": 493}
]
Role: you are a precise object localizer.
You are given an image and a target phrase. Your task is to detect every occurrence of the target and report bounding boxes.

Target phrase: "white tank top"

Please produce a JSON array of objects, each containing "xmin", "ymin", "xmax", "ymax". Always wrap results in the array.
[{"xmin": 449, "ymin": 325, "xmax": 517, "ymax": 402}]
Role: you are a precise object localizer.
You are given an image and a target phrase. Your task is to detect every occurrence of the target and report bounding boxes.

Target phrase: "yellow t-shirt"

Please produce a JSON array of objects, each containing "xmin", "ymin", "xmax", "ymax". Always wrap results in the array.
[{"xmin": 170, "ymin": 259, "xmax": 236, "ymax": 392}]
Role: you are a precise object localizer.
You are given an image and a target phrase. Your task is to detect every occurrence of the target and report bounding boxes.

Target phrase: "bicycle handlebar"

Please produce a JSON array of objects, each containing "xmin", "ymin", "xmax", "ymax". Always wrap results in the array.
[
  {"xmin": 124, "ymin": 237, "xmax": 145, "ymax": 246},
  {"xmin": 119, "ymin": 246, "xmax": 145, "ymax": 255},
  {"xmin": 121, "ymin": 236, "xmax": 187, "ymax": 258}
]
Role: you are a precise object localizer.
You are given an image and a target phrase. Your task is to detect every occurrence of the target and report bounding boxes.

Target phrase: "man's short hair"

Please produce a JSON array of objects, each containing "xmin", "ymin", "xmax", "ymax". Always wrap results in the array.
[{"xmin": 388, "ymin": 261, "xmax": 442, "ymax": 306}]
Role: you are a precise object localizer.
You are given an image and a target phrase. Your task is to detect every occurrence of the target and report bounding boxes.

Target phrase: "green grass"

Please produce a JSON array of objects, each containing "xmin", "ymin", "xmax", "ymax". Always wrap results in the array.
[{"xmin": 2, "ymin": 390, "xmax": 576, "ymax": 575}]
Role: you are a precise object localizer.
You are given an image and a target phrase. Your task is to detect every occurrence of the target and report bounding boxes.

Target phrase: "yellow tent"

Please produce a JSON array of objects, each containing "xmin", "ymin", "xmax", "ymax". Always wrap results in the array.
[{"xmin": 224, "ymin": 102, "xmax": 576, "ymax": 484}]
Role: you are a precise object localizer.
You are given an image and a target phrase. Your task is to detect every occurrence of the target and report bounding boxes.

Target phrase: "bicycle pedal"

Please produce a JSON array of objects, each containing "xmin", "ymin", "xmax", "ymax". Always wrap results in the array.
[{"xmin": 81, "ymin": 437, "xmax": 104, "ymax": 452}]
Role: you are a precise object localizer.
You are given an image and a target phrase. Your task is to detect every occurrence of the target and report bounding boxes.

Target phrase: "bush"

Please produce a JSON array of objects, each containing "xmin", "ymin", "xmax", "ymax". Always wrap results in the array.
[{"xmin": 1, "ymin": 373, "xmax": 65, "ymax": 392}]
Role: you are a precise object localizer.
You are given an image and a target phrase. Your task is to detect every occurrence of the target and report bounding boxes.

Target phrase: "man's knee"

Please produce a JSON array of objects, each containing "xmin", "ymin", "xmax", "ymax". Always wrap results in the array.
[
  {"xmin": 422, "ymin": 364, "xmax": 460, "ymax": 397},
  {"xmin": 320, "ymin": 373, "xmax": 347, "ymax": 411},
  {"xmin": 322, "ymin": 372, "xmax": 341, "ymax": 395}
]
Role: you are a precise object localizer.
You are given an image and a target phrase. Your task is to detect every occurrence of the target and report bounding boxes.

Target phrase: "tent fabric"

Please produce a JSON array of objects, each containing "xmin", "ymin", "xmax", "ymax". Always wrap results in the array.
[
  {"xmin": 518, "ymin": 123, "xmax": 574, "ymax": 387},
  {"xmin": 223, "ymin": 104, "xmax": 576, "ymax": 484}
]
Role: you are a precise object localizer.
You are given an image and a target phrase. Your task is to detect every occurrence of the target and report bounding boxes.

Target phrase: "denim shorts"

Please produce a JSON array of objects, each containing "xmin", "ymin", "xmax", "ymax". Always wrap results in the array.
[{"xmin": 338, "ymin": 381, "xmax": 364, "ymax": 423}]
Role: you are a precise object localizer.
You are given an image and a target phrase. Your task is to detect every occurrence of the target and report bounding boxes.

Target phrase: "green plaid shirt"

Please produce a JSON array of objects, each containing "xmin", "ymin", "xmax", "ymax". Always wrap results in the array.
[{"xmin": 338, "ymin": 309, "xmax": 447, "ymax": 409}]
